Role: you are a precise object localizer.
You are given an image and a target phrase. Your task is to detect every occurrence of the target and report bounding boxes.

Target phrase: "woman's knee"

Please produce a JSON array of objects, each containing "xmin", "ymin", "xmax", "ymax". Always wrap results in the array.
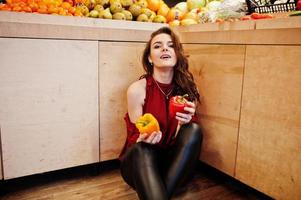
[
  {"xmin": 127, "ymin": 142, "xmax": 157, "ymax": 166},
  {"xmin": 178, "ymin": 123, "xmax": 203, "ymax": 146}
]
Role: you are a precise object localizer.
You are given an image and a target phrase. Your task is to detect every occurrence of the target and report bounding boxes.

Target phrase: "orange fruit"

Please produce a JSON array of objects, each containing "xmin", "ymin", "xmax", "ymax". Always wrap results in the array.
[
  {"xmin": 29, "ymin": 2, "xmax": 39, "ymax": 11},
  {"xmin": 68, "ymin": 6, "xmax": 76, "ymax": 14},
  {"xmin": 74, "ymin": 9, "xmax": 83, "ymax": 16},
  {"xmin": 61, "ymin": 2, "xmax": 71, "ymax": 9},
  {"xmin": 147, "ymin": 0, "xmax": 159, "ymax": 12},
  {"xmin": 37, "ymin": 7, "xmax": 48, "ymax": 13},
  {"xmin": 166, "ymin": 8, "xmax": 184, "ymax": 22},
  {"xmin": 48, "ymin": 5, "xmax": 59, "ymax": 13},
  {"xmin": 64, "ymin": 0, "xmax": 73, "ymax": 6},
  {"xmin": 23, "ymin": 6, "xmax": 33, "ymax": 12},
  {"xmin": 58, "ymin": 7, "xmax": 67, "ymax": 15},
  {"xmin": 12, "ymin": 5, "xmax": 22, "ymax": 11}
]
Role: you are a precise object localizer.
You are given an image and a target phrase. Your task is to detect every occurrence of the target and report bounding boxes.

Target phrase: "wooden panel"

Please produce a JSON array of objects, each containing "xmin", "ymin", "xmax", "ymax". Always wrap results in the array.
[
  {"xmin": 236, "ymin": 45, "xmax": 301, "ymax": 199},
  {"xmin": 0, "ymin": 133, "xmax": 2, "ymax": 180},
  {"xmin": 180, "ymin": 28, "xmax": 301, "ymax": 45},
  {"xmin": 0, "ymin": 12, "xmax": 166, "ymax": 41},
  {"xmin": 184, "ymin": 44, "xmax": 245, "ymax": 176},
  {"xmin": 0, "ymin": 38, "xmax": 99, "ymax": 179},
  {"xmin": 99, "ymin": 42, "xmax": 145, "ymax": 161}
]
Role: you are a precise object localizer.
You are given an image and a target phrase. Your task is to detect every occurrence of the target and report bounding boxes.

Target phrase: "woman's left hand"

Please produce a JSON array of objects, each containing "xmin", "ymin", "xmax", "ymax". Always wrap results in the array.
[{"xmin": 175, "ymin": 101, "xmax": 196, "ymax": 125}]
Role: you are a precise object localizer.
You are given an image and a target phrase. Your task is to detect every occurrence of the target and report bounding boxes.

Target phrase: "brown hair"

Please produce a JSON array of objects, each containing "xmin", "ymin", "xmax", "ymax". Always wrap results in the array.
[{"xmin": 141, "ymin": 26, "xmax": 200, "ymax": 102}]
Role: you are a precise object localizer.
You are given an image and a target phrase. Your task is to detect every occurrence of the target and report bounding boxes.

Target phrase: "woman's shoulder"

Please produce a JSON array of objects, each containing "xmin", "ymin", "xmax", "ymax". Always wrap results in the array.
[{"xmin": 127, "ymin": 78, "xmax": 147, "ymax": 99}]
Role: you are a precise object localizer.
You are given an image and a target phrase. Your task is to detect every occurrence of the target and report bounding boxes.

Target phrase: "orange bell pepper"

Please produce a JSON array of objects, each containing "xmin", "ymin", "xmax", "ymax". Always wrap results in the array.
[{"xmin": 135, "ymin": 113, "xmax": 160, "ymax": 135}]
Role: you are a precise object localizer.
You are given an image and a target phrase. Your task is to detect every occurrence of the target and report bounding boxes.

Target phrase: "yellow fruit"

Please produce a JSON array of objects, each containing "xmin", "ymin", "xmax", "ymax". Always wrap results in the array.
[
  {"xmin": 89, "ymin": 10, "xmax": 99, "ymax": 17},
  {"xmin": 94, "ymin": 4, "xmax": 104, "ymax": 12},
  {"xmin": 122, "ymin": 9, "xmax": 133, "ymax": 20},
  {"xmin": 187, "ymin": 0, "xmax": 206, "ymax": 11},
  {"xmin": 183, "ymin": 11, "xmax": 198, "ymax": 20},
  {"xmin": 78, "ymin": 5, "xmax": 89, "ymax": 15},
  {"xmin": 120, "ymin": 0, "xmax": 133, "ymax": 7},
  {"xmin": 157, "ymin": 3, "xmax": 169, "ymax": 18},
  {"xmin": 129, "ymin": 3, "xmax": 142, "ymax": 17},
  {"xmin": 169, "ymin": 20, "xmax": 180, "ymax": 26},
  {"xmin": 110, "ymin": 2, "xmax": 123, "ymax": 14},
  {"xmin": 137, "ymin": 13, "xmax": 149, "ymax": 22},
  {"xmin": 110, "ymin": 0, "xmax": 120, "ymax": 4},
  {"xmin": 98, "ymin": 0, "xmax": 109, "ymax": 6},
  {"xmin": 113, "ymin": 12, "xmax": 126, "ymax": 20},
  {"xmin": 180, "ymin": 18, "xmax": 198, "ymax": 26},
  {"xmin": 99, "ymin": 7, "xmax": 113, "ymax": 19},
  {"xmin": 137, "ymin": 0, "xmax": 148, "ymax": 8}
]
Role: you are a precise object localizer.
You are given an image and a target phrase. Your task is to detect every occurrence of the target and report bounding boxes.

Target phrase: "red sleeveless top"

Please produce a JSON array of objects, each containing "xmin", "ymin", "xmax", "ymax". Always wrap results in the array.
[{"xmin": 119, "ymin": 76, "xmax": 197, "ymax": 160}]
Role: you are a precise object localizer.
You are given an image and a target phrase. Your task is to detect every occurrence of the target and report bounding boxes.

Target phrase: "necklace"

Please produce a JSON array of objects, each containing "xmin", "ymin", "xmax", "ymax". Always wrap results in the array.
[{"xmin": 153, "ymin": 78, "xmax": 173, "ymax": 100}]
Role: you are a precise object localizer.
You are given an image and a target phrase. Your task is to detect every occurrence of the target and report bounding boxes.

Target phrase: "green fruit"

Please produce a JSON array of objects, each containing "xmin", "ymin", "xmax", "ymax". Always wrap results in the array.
[
  {"xmin": 113, "ymin": 12, "xmax": 126, "ymax": 20},
  {"xmin": 152, "ymin": 15, "xmax": 166, "ymax": 23},
  {"xmin": 140, "ymin": 8, "xmax": 152, "ymax": 18},
  {"xmin": 129, "ymin": 3, "xmax": 142, "ymax": 17},
  {"xmin": 136, "ymin": 13, "xmax": 149, "ymax": 22},
  {"xmin": 89, "ymin": 10, "xmax": 99, "ymax": 18},
  {"xmin": 290, "ymin": 11, "xmax": 301, "ymax": 16},
  {"xmin": 110, "ymin": 2, "xmax": 123, "ymax": 14},
  {"xmin": 149, "ymin": 11, "xmax": 156, "ymax": 22},
  {"xmin": 122, "ymin": 10, "xmax": 133, "ymax": 20}
]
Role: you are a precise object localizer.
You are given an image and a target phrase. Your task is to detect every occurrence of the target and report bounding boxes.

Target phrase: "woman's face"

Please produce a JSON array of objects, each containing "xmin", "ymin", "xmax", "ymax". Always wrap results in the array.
[{"xmin": 149, "ymin": 33, "xmax": 177, "ymax": 69}]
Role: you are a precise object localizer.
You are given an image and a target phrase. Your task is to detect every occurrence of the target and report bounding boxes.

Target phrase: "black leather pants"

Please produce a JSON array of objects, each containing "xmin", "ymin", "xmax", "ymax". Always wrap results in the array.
[{"xmin": 120, "ymin": 123, "xmax": 203, "ymax": 200}]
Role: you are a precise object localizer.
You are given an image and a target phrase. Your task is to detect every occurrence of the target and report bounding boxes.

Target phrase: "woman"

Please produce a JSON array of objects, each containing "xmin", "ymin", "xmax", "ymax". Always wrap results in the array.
[{"xmin": 119, "ymin": 27, "xmax": 203, "ymax": 200}]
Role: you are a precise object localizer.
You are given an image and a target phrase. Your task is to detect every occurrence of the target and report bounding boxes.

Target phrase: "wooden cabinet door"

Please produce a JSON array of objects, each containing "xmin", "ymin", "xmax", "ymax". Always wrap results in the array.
[
  {"xmin": 99, "ymin": 42, "xmax": 145, "ymax": 161},
  {"xmin": 0, "ymin": 38, "xmax": 99, "ymax": 179},
  {"xmin": 236, "ymin": 45, "xmax": 301, "ymax": 199},
  {"xmin": 0, "ymin": 151, "xmax": 2, "ymax": 180},
  {"xmin": 184, "ymin": 44, "xmax": 245, "ymax": 176}
]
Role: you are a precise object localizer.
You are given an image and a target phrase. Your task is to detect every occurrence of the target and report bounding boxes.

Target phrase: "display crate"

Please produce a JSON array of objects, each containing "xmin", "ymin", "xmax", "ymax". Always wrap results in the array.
[{"xmin": 246, "ymin": 0, "xmax": 297, "ymax": 13}]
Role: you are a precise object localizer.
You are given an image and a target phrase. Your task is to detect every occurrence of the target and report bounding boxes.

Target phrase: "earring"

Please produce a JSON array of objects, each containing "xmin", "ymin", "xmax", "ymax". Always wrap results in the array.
[{"xmin": 149, "ymin": 61, "xmax": 153, "ymax": 66}]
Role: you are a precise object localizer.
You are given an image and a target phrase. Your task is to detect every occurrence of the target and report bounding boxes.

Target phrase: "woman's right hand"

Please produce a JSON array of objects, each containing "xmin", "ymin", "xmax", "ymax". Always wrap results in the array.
[{"xmin": 137, "ymin": 131, "xmax": 162, "ymax": 144}]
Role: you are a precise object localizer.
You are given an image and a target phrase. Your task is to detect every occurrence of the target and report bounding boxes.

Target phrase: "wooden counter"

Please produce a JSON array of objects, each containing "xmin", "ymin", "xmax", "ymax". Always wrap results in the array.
[
  {"xmin": 0, "ymin": 11, "xmax": 300, "ymax": 199},
  {"xmin": 0, "ymin": 11, "xmax": 165, "ymax": 180},
  {"xmin": 0, "ymin": 11, "xmax": 166, "ymax": 41},
  {"xmin": 174, "ymin": 15, "xmax": 301, "ymax": 200}
]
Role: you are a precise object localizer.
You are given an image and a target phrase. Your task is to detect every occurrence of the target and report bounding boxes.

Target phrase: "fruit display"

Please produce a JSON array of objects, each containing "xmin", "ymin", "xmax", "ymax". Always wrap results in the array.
[
  {"xmin": 0, "ymin": 0, "xmax": 282, "ymax": 26},
  {"xmin": 0, "ymin": 0, "xmax": 171, "ymax": 22},
  {"xmin": 0, "ymin": 0, "xmax": 206, "ymax": 24}
]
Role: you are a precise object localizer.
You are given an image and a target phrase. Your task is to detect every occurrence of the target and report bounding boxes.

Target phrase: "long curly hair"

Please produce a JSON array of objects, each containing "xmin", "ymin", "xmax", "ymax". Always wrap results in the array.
[{"xmin": 141, "ymin": 26, "xmax": 200, "ymax": 102}]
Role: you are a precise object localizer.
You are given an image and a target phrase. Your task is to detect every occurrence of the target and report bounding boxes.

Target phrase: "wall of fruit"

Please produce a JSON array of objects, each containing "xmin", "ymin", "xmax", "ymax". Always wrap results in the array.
[{"xmin": 0, "ymin": 0, "xmax": 300, "ymax": 25}]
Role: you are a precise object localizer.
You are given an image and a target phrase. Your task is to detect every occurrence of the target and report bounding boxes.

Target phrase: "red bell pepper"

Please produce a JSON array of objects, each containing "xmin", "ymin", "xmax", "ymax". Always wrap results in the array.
[
  {"xmin": 298, "ymin": 0, "xmax": 301, "ymax": 10},
  {"xmin": 169, "ymin": 94, "xmax": 189, "ymax": 118}
]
